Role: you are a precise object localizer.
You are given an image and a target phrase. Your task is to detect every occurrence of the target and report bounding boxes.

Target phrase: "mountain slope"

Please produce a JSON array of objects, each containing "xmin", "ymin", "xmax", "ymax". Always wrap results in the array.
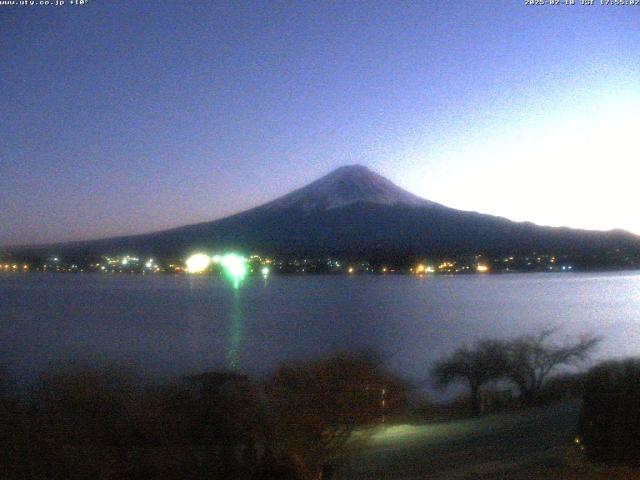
[{"xmin": 8, "ymin": 165, "xmax": 640, "ymax": 260}]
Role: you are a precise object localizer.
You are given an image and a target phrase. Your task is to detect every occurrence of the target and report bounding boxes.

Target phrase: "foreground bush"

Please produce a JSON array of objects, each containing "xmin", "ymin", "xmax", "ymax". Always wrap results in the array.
[
  {"xmin": 535, "ymin": 372, "xmax": 586, "ymax": 404},
  {"xmin": 578, "ymin": 358, "xmax": 640, "ymax": 466},
  {"xmin": 264, "ymin": 352, "xmax": 408, "ymax": 480},
  {"xmin": 1, "ymin": 367, "xmax": 269, "ymax": 479},
  {"xmin": 1, "ymin": 354, "xmax": 407, "ymax": 479}
]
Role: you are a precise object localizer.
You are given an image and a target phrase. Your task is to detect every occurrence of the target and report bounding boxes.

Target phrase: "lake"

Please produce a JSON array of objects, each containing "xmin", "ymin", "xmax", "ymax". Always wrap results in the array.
[{"xmin": 1, "ymin": 272, "xmax": 639, "ymax": 388}]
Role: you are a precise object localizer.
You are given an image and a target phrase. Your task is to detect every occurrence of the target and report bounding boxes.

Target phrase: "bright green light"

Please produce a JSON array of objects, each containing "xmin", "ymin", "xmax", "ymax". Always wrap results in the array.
[{"xmin": 220, "ymin": 253, "xmax": 247, "ymax": 285}]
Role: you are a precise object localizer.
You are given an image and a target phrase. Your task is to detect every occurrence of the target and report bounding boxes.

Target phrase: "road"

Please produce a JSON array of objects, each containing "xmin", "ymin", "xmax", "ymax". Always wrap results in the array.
[{"xmin": 337, "ymin": 401, "xmax": 582, "ymax": 479}]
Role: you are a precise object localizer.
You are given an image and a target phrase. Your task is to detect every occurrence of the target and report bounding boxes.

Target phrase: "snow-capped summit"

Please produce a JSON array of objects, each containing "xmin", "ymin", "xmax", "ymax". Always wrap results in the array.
[{"xmin": 262, "ymin": 165, "xmax": 435, "ymax": 212}]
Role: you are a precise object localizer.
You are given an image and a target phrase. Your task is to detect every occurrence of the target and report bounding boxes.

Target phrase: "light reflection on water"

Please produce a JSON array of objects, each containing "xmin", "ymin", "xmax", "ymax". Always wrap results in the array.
[
  {"xmin": 1, "ymin": 272, "xmax": 639, "ymax": 386},
  {"xmin": 227, "ymin": 287, "xmax": 243, "ymax": 370}
]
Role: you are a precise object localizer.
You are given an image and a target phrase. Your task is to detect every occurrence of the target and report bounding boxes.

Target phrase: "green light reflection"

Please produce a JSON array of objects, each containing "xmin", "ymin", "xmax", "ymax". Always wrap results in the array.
[{"xmin": 226, "ymin": 285, "xmax": 244, "ymax": 370}]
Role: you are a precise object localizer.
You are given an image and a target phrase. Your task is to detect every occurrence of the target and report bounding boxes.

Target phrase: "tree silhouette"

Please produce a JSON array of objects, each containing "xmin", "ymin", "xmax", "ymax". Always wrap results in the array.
[
  {"xmin": 431, "ymin": 339, "xmax": 509, "ymax": 415},
  {"xmin": 505, "ymin": 328, "xmax": 600, "ymax": 402}
]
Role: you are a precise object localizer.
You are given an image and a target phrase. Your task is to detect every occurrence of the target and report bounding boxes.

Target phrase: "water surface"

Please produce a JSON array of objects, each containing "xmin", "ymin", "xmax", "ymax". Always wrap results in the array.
[{"xmin": 2, "ymin": 272, "xmax": 639, "ymax": 385}]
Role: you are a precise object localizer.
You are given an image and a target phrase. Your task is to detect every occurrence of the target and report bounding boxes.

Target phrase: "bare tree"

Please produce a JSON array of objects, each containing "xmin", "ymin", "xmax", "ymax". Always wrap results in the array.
[
  {"xmin": 505, "ymin": 328, "xmax": 600, "ymax": 402},
  {"xmin": 431, "ymin": 340, "xmax": 509, "ymax": 415},
  {"xmin": 263, "ymin": 352, "xmax": 407, "ymax": 480}
]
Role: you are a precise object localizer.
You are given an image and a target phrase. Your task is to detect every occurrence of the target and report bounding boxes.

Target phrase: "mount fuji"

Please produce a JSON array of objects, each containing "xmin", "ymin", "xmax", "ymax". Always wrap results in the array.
[{"xmin": 9, "ymin": 165, "xmax": 640, "ymax": 261}]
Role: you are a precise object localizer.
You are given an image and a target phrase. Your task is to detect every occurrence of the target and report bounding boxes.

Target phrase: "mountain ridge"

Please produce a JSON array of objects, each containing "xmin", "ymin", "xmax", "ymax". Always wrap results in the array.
[{"xmin": 4, "ymin": 165, "xmax": 640, "ymax": 261}]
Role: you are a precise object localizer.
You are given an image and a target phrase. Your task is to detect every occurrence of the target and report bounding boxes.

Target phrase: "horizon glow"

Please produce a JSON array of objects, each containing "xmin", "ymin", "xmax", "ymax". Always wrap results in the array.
[{"xmin": 398, "ymin": 87, "xmax": 640, "ymax": 235}]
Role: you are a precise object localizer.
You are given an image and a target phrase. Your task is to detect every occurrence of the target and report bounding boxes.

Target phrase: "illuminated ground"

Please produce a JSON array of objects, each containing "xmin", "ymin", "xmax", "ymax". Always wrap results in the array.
[{"xmin": 337, "ymin": 401, "xmax": 587, "ymax": 479}]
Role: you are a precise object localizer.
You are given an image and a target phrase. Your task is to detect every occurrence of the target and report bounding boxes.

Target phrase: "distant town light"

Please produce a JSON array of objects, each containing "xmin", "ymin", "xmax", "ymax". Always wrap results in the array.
[
  {"xmin": 476, "ymin": 264, "xmax": 489, "ymax": 273},
  {"xmin": 186, "ymin": 253, "xmax": 211, "ymax": 274},
  {"xmin": 261, "ymin": 266, "xmax": 270, "ymax": 276},
  {"xmin": 211, "ymin": 255, "xmax": 222, "ymax": 263}
]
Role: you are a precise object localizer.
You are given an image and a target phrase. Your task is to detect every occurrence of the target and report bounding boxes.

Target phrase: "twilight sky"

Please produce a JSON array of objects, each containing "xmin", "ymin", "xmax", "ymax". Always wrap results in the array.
[{"xmin": 1, "ymin": 1, "xmax": 639, "ymax": 246}]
